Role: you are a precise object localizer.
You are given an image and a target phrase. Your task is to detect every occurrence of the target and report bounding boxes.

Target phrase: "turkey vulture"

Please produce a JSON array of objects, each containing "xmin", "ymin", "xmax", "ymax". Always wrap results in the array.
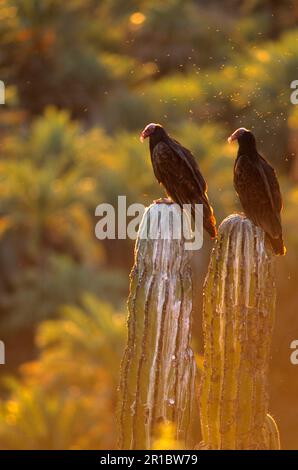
[
  {"xmin": 228, "ymin": 127, "xmax": 286, "ymax": 255},
  {"xmin": 140, "ymin": 123, "xmax": 217, "ymax": 238}
]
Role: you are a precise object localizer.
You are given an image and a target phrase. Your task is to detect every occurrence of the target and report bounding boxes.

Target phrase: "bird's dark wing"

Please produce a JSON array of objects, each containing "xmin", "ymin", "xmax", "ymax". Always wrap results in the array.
[
  {"xmin": 168, "ymin": 138, "xmax": 207, "ymax": 195},
  {"xmin": 258, "ymin": 155, "xmax": 282, "ymax": 212},
  {"xmin": 234, "ymin": 155, "xmax": 282, "ymax": 239},
  {"xmin": 152, "ymin": 141, "xmax": 216, "ymax": 237}
]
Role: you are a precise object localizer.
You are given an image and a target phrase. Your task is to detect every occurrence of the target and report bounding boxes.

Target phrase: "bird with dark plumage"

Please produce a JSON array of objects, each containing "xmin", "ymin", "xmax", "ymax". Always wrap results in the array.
[
  {"xmin": 140, "ymin": 123, "xmax": 217, "ymax": 239},
  {"xmin": 228, "ymin": 127, "xmax": 286, "ymax": 255}
]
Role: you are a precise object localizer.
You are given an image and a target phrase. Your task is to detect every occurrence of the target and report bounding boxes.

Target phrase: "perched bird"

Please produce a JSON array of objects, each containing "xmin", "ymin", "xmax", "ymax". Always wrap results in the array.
[
  {"xmin": 140, "ymin": 123, "xmax": 217, "ymax": 238},
  {"xmin": 228, "ymin": 127, "xmax": 286, "ymax": 255}
]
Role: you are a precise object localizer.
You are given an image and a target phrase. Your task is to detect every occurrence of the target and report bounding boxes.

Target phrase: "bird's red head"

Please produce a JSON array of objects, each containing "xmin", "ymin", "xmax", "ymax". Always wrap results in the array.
[
  {"xmin": 140, "ymin": 123, "xmax": 159, "ymax": 142},
  {"xmin": 228, "ymin": 127, "xmax": 250, "ymax": 144}
]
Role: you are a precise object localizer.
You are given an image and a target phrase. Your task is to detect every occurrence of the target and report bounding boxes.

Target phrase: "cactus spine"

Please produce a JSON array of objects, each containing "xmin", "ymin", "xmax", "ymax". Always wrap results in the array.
[
  {"xmin": 200, "ymin": 214, "xmax": 279, "ymax": 450},
  {"xmin": 118, "ymin": 202, "xmax": 198, "ymax": 450}
]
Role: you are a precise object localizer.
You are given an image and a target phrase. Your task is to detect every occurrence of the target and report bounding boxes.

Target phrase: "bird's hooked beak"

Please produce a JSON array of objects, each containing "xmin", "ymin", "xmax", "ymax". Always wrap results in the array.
[
  {"xmin": 227, "ymin": 134, "xmax": 235, "ymax": 144},
  {"xmin": 140, "ymin": 128, "xmax": 150, "ymax": 143},
  {"xmin": 140, "ymin": 123, "xmax": 158, "ymax": 143},
  {"xmin": 227, "ymin": 127, "xmax": 248, "ymax": 144}
]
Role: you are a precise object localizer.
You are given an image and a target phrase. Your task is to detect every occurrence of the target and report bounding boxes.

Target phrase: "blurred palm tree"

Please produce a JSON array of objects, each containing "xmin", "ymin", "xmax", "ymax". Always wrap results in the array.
[
  {"xmin": 0, "ymin": 294, "xmax": 125, "ymax": 449},
  {"xmin": 0, "ymin": 107, "xmax": 127, "ymax": 333}
]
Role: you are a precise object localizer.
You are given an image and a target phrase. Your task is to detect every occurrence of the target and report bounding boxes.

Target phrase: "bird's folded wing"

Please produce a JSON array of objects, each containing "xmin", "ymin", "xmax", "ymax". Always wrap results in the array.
[
  {"xmin": 234, "ymin": 155, "xmax": 282, "ymax": 238},
  {"xmin": 153, "ymin": 141, "xmax": 208, "ymax": 206}
]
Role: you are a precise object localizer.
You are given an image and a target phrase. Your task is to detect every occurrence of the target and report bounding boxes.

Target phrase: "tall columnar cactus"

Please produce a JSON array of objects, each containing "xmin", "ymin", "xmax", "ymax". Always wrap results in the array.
[
  {"xmin": 200, "ymin": 214, "xmax": 280, "ymax": 450},
  {"xmin": 118, "ymin": 202, "xmax": 199, "ymax": 450}
]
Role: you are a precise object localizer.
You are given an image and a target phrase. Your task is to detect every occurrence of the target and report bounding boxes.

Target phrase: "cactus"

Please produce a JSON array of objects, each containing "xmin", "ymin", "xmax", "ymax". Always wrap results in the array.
[
  {"xmin": 200, "ymin": 214, "xmax": 279, "ymax": 450},
  {"xmin": 118, "ymin": 202, "xmax": 199, "ymax": 450}
]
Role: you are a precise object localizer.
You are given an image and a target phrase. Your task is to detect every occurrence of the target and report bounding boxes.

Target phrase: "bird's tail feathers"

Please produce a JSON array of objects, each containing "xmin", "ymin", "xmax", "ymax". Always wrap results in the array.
[
  {"xmin": 266, "ymin": 233, "xmax": 286, "ymax": 256},
  {"xmin": 204, "ymin": 211, "xmax": 217, "ymax": 239},
  {"xmin": 190, "ymin": 201, "xmax": 217, "ymax": 239}
]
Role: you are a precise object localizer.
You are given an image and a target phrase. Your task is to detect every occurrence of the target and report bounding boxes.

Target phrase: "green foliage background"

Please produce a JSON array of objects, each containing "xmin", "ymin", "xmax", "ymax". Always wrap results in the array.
[{"xmin": 0, "ymin": 0, "xmax": 297, "ymax": 449}]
